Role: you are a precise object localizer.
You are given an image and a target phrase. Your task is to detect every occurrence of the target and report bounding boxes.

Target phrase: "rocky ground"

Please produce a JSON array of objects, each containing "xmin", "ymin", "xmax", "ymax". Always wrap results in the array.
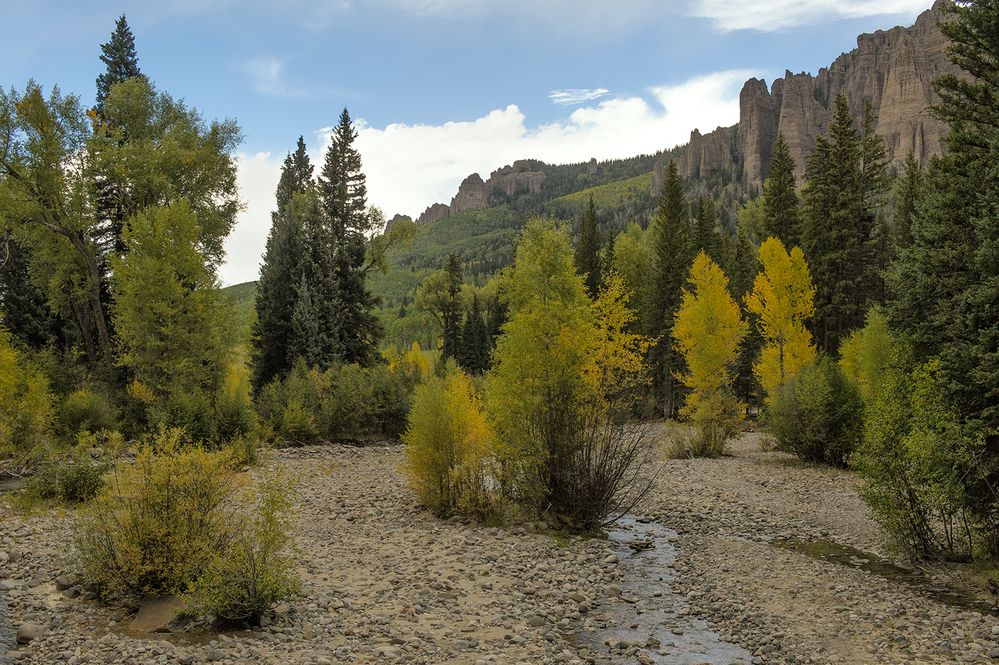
[{"xmin": 0, "ymin": 435, "xmax": 997, "ymax": 664}]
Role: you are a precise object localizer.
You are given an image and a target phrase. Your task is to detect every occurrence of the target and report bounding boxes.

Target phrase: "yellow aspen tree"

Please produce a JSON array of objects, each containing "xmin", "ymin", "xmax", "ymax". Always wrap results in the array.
[
  {"xmin": 673, "ymin": 252, "xmax": 747, "ymax": 455},
  {"xmin": 745, "ymin": 237, "xmax": 816, "ymax": 399}
]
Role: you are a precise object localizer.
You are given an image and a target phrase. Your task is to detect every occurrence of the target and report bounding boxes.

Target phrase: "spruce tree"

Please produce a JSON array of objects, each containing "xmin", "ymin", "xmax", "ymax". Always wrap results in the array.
[
  {"xmin": 95, "ymin": 15, "xmax": 141, "ymax": 114},
  {"xmin": 575, "ymin": 194, "xmax": 602, "ymax": 298},
  {"xmin": 318, "ymin": 108, "xmax": 381, "ymax": 365},
  {"xmin": 646, "ymin": 160, "xmax": 692, "ymax": 418},
  {"xmin": 762, "ymin": 132, "xmax": 800, "ymax": 247},
  {"xmin": 252, "ymin": 138, "xmax": 315, "ymax": 390},
  {"xmin": 458, "ymin": 293, "xmax": 489, "ymax": 374},
  {"xmin": 441, "ymin": 254, "xmax": 463, "ymax": 361},
  {"xmin": 692, "ymin": 195, "xmax": 721, "ymax": 263},
  {"xmin": 801, "ymin": 92, "xmax": 884, "ymax": 353}
]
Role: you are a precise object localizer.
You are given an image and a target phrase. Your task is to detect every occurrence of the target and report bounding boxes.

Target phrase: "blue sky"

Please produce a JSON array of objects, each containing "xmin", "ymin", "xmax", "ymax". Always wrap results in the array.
[{"xmin": 5, "ymin": 0, "xmax": 935, "ymax": 284}]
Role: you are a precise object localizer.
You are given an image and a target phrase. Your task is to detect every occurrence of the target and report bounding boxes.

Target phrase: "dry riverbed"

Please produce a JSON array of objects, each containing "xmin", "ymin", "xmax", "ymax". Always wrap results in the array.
[{"xmin": 1, "ymin": 435, "xmax": 997, "ymax": 664}]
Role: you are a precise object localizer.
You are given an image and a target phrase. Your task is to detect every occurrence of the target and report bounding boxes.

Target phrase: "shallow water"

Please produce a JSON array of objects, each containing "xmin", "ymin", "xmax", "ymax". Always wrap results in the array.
[
  {"xmin": 574, "ymin": 515, "xmax": 753, "ymax": 664},
  {"xmin": 775, "ymin": 538, "xmax": 999, "ymax": 616}
]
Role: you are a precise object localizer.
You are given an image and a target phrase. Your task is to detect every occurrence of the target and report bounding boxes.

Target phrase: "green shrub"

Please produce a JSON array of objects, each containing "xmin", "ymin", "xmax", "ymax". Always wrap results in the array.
[
  {"xmin": 839, "ymin": 307, "xmax": 894, "ymax": 405},
  {"xmin": 75, "ymin": 428, "xmax": 238, "ymax": 599},
  {"xmin": 62, "ymin": 389, "xmax": 116, "ymax": 434},
  {"xmin": 27, "ymin": 455, "xmax": 108, "ymax": 504},
  {"xmin": 403, "ymin": 364, "xmax": 500, "ymax": 520},
  {"xmin": 768, "ymin": 356, "xmax": 863, "ymax": 467},
  {"xmin": 191, "ymin": 470, "xmax": 300, "ymax": 623},
  {"xmin": 855, "ymin": 357, "xmax": 993, "ymax": 560}
]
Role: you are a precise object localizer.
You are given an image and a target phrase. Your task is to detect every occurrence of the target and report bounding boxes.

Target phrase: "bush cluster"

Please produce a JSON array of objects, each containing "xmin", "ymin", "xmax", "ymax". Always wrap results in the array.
[
  {"xmin": 767, "ymin": 355, "xmax": 863, "ymax": 467},
  {"xmin": 258, "ymin": 360, "xmax": 415, "ymax": 444},
  {"xmin": 74, "ymin": 428, "xmax": 299, "ymax": 620}
]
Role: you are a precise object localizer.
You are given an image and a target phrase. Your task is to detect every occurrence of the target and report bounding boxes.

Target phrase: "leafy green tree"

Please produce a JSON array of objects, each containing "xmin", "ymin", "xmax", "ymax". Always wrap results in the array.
[
  {"xmin": 692, "ymin": 195, "xmax": 721, "ymax": 263},
  {"xmin": 0, "ymin": 233, "xmax": 62, "ymax": 349},
  {"xmin": 0, "ymin": 83, "xmax": 113, "ymax": 362},
  {"xmin": 318, "ymin": 108, "xmax": 381, "ymax": 365},
  {"xmin": 575, "ymin": 194, "xmax": 602, "ymax": 298},
  {"xmin": 646, "ymin": 160, "xmax": 692, "ymax": 417},
  {"xmin": 252, "ymin": 139, "xmax": 314, "ymax": 390},
  {"xmin": 95, "ymin": 15, "xmax": 141, "ymax": 114},
  {"xmin": 112, "ymin": 200, "xmax": 233, "ymax": 400},
  {"xmin": 762, "ymin": 132, "xmax": 800, "ymax": 247},
  {"xmin": 800, "ymin": 92, "xmax": 886, "ymax": 353},
  {"xmin": 611, "ymin": 222, "xmax": 653, "ymax": 312}
]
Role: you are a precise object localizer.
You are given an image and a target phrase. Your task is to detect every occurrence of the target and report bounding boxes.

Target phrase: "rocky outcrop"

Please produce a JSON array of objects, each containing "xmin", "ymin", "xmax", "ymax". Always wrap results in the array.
[
  {"xmin": 449, "ymin": 173, "xmax": 491, "ymax": 214},
  {"xmin": 656, "ymin": 0, "xmax": 957, "ymax": 189},
  {"xmin": 416, "ymin": 203, "xmax": 450, "ymax": 226},
  {"xmin": 383, "ymin": 214, "xmax": 412, "ymax": 233}
]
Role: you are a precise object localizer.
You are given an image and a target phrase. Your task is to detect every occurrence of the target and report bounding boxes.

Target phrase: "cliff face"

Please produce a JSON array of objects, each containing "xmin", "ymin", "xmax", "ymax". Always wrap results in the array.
[
  {"xmin": 416, "ymin": 160, "xmax": 548, "ymax": 221},
  {"xmin": 658, "ymin": 0, "xmax": 956, "ymax": 194}
]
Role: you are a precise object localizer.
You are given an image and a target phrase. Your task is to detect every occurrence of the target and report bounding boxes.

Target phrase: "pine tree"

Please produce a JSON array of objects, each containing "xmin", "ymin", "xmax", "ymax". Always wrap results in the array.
[
  {"xmin": 646, "ymin": 160, "xmax": 692, "ymax": 418},
  {"xmin": 252, "ymin": 139, "xmax": 314, "ymax": 390},
  {"xmin": 442, "ymin": 254, "xmax": 463, "ymax": 361},
  {"xmin": 317, "ymin": 108, "xmax": 381, "ymax": 365},
  {"xmin": 95, "ymin": 15, "xmax": 141, "ymax": 114},
  {"xmin": 692, "ymin": 195, "xmax": 721, "ymax": 263},
  {"xmin": 602, "ymin": 232, "xmax": 616, "ymax": 288},
  {"xmin": 721, "ymin": 222, "xmax": 761, "ymax": 408},
  {"xmin": 801, "ymin": 92, "xmax": 884, "ymax": 353},
  {"xmin": 762, "ymin": 132, "xmax": 800, "ymax": 247},
  {"xmin": 575, "ymin": 194, "xmax": 602, "ymax": 298}
]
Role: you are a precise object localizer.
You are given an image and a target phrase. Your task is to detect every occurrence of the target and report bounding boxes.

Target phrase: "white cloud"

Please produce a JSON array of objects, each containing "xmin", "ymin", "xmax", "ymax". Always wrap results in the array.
[
  {"xmin": 220, "ymin": 151, "xmax": 282, "ymax": 286},
  {"xmin": 549, "ymin": 88, "xmax": 611, "ymax": 106},
  {"xmin": 221, "ymin": 69, "xmax": 752, "ymax": 285},
  {"xmin": 690, "ymin": 0, "xmax": 932, "ymax": 32}
]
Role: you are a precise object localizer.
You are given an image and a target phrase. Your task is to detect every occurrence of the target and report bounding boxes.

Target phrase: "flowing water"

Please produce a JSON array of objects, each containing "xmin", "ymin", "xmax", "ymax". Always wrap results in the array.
[
  {"xmin": 775, "ymin": 538, "xmax": 999, "ymax": 616},
  {"xmin": 573, "ymin": 515, "xmax": 753, "ymax": 664}
]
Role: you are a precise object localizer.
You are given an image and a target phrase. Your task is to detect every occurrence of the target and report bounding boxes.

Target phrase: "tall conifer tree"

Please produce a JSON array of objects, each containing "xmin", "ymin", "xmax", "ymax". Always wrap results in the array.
[
  {"xmin": 95, "ymin": 15, "xmax": 141, "ymax": 114},
  {"xmin": 318, "ymin": 108, "xmax": 382, "ymax": 365},
  {"xmin": 693, "ymin": 195, "xmax": 721, "ymax": 263},
  {"xmin": 575, "ymin": 194, "xmax": 602, "ymax": 298},
  {"xmin": 762, "ymin": 132, "xmax": 800, "ymax": 247},
  {"xmin": 252, "ymin": 138, "xmax": 315, "ymax": 389},
  {"xmin": 441, "ymin": 254, "xmax": 463, "ymax": 360}
]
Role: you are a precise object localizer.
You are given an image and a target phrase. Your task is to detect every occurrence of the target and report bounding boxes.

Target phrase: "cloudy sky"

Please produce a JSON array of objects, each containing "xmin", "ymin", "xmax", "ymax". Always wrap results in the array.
[{"xmin": 5, "ymin": 0, "xmax": 935, "ymax": 285}]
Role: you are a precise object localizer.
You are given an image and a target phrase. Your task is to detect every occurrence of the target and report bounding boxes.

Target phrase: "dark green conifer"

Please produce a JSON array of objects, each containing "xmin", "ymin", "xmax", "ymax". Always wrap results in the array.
[
  {"xmin": 762, "ymin": 132, "xmax": 800, "ymax": 247},
  {"xmin": 318, "ymin": 108, "xmax": 382, "ymax": 365},
  {"xmin": 252, "ymin": 139, "xmax": 315, "ymax": 390},
  {"xmin": 892, "ymin": 152, "xmax": 922, "ymax": 252},
  {"xmin": 692, "ymin": 195, "xmax": 721, "ymax": 262},
  {"xmin": 95, "ymin": 15, "xmax": 141, "ymax": 113},
  {"xmin": 441, "ymin": 254, "xmax": 463, "ymax": 361}
]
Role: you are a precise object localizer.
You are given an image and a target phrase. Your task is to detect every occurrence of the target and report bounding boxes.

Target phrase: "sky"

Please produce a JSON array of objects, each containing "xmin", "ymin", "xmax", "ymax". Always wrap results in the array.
[{"xmin": 4, "ymin": 0, "xmax": 936, "ymax": 285}]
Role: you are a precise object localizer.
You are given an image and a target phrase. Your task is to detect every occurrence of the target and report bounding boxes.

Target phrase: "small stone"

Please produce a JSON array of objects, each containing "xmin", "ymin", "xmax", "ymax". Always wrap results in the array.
[
  {"xmin": 55, "ymin": 573, "xmax": 79, "ymax": 590},
  {"xmin": 16, "ymin": 623, "xmax": 44, "ymax": 644},
  {"xmin": 603, "ymin": 554, "xmax": 620, "ymax": 564}
]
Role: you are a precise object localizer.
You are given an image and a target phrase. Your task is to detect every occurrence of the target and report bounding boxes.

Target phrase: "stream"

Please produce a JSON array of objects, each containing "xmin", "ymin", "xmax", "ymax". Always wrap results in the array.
[{"xmin": 574, "ymin": 515, "xmax": 753, "ymax": 664}]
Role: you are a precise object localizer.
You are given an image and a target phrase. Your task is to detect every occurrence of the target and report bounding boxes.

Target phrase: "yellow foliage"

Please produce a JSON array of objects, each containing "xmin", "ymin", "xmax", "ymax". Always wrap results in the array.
[
  {"xmin": 745, "ymin": 237, "xmax": 816, "ymax": 398},
  {"xmin": 672, "ymin": 252, "xmax": 747, "ymax": 454},
  {"xmin": 403, "ymin": 365, "xmax": 498, "ymax": 518},
  {"xmin": 587, "ymin": 274, "xmax": 653, "ymax": 406},
  {"xmin": 127, "ymin": 379, "xmax": 157, "ymax": 405}
]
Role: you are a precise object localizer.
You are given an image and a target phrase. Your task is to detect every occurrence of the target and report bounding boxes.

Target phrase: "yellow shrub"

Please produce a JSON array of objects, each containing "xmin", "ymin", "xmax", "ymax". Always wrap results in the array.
[
  {"xmin": 74, "ymin": 428, "xmax": 239, "ymax": 599},
  {"xmin": 0, "ymin": 325, "xmax": 53, "ymax": 462},
  {"xmin": 403, "ymin": 364, "xmax": 498, "ymax": 519}
]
